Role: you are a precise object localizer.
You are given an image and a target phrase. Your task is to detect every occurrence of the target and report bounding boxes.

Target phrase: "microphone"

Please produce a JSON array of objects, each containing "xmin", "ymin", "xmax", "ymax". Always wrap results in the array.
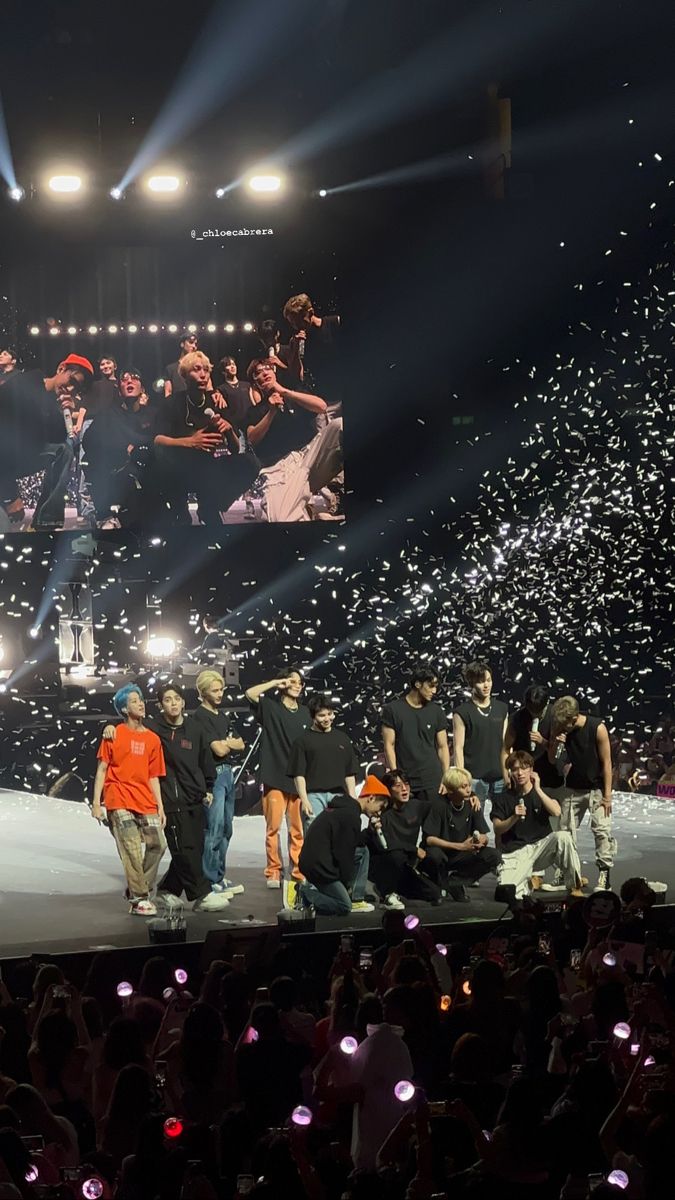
[
  {"xmin": 554, "ymin": 738, "xmax": 565, "ymax": 763},
  {"xmin": 297, "ymin": 335, "xmax": 305, "ymax": 360},
  {"xmin": 203, "ymin": 406, "xmax": 216, "ymax": 422},
  {"xmin": 371, "ymin": 818, "xmax": 388, "ymax": 850},
  {"xmin": 530, "ymin": 717, "xmax": 540, "ymax": 754},
  {"xmin": 62, "ymin": 406, "xmax": 74, "ymax": 437}
]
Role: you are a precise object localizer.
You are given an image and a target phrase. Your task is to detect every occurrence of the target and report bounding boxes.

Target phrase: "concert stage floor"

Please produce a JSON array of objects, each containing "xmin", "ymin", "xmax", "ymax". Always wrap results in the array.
[{"xmin": 0, "ymin": 789, "xmax": 672, "ymax": 960}]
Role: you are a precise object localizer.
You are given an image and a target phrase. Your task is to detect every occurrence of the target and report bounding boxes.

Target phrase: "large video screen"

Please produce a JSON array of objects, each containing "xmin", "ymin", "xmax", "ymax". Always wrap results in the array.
[{"xmin": 0, "ymin": 222, "xmax": 343, "ymax": 530}]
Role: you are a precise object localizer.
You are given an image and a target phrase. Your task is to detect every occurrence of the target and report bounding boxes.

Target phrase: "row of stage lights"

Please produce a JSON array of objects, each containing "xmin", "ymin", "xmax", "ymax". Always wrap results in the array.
[
  {"xmin": 28, "ymin": 321, "xmax": 257, "ymax": 337},
  {"xmin": 6, "ymin": 171, "xmax": 330, "ymax": 203}
]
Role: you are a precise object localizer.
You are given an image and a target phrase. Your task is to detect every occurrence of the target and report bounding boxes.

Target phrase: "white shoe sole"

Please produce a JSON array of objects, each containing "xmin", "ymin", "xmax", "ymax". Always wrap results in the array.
[
  {"xmin": 221, "ymin": 883, "xmax": 245, "ymax": 895},
  {"xmin": 266, "ymin": 879, "xmax": 281, "ymax": 889}
]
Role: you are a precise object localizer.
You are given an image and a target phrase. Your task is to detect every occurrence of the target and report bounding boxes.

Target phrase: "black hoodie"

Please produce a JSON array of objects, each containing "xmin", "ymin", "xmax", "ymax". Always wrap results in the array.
[
  {"xmin": 299, "ymin": 793, "xmax": 364, "ymax": 888},
  {"xmin": 147, "ymin": 714, "xmax": 216, "ymax": 811}
]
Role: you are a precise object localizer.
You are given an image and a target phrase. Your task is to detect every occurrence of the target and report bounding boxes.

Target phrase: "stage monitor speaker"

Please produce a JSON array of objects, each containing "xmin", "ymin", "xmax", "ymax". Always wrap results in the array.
[
  {"xmin": 646, "ymin": 903, "xmax": 675, "ymax": 934},
  {"xmin": 199, "ymin": 924, "xmax": 280, "ymax": 972}
]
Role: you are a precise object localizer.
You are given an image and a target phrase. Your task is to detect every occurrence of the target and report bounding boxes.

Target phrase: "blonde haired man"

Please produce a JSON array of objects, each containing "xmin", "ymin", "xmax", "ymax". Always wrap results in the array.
[
  {"xmin": 421, "ymin": 766, "xmax": 500, "ymax": 895},
  {"xmin": 192, "ymin": 669, "xmax": 245, "ymax": 895}
]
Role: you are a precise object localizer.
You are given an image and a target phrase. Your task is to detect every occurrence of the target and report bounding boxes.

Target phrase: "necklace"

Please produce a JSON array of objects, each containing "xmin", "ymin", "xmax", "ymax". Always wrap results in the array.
[
  {"xmin": 473, "ymin": 698, "xmax": 492, "ymax": 717},
  {"xmin": 451, "ymin": 800, "xmax": 465, "ymax": 812}
]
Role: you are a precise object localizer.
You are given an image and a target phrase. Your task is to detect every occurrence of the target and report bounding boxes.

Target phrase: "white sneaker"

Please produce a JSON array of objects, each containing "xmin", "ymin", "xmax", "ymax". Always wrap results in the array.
[
  {"xmin": 193, "ymin": 892, "xmax": 230, "ymax": 912},
  {"xmin": 130, "ymin": 899, "xmax": 157, "ymax": 916},
  {"xmin": 594, "ymin": 870, "xmax": 610, "ymax": 892},
  {"xmin": 351, "ymin": 901, "xmax": 375, "ymax": 913},
  {"xmin": 384, "ymin": 893, "xmax": 405, "ymax": 911},
  {"xmin": 221, "ymin": 877, "xmax": 245, "ymax": 895},
  {"xmin": 266, "ymin": 878, "xmax": 281, "ymax": 889},
  {"xmin": 157, "ymin": 892, "xmax": 184, "ymax": 910}
]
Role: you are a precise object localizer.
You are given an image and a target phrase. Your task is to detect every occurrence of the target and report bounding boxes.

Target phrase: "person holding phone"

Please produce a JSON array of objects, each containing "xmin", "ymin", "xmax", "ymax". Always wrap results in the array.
[{"xmin": 491, "ymin": 751, "xmax": 584, "ymax": 900}]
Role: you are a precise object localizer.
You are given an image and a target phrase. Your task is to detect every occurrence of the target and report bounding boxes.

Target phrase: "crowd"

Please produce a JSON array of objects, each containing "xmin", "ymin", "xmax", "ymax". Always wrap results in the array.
[
  {"xmin": 1, "ymin": 876, "xmax": 673, "ymax": 1200},
  {"xmin": 0, "ymin": 292, "xmax": 343, "ymax": 530},
  {"xmin": 611, "ymin": 721, "xmax": 675, "ymax": 795}
]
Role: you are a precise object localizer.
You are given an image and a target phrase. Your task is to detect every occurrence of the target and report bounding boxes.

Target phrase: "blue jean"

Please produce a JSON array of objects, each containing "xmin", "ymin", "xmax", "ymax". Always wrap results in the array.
[
  {"xmin": 202, "ymin": 764, "xmax": 235, "ymax": 884},
  {"xmin": 301, "ymin": 846, "xmax": 369, "ymax": 914},
  {"xmin": 472, "ymin": 777, "xmax": 505, "ymax": 811},
  {"xmin": 301, "ymin": 790, "xmax": 338, "ymax": 833}
]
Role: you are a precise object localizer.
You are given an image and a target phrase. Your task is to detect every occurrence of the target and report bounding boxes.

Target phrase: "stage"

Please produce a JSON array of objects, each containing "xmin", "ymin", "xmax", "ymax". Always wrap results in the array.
[{"xmin": 0, "ymin": 789, "xmax": 672, "ymax": 961}]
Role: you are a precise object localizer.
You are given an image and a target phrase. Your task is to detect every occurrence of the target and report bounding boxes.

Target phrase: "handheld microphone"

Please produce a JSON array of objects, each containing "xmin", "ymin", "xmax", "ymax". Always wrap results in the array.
[
  {"xmin": 297, "ymin": 335, "xmax": 305, "ymax": 360},
  {"xmin": 371, "ymin": 818, "xmax": 388, "ymax": 850},
  {"xmin": 554, "ymin": 738, "xmax": 565, "ymax": 763},
  {"xmin": 203, "ymin": 406, "xmax": 216, "ymax": 422},
  {"xmin": 62, "ymin": 406, "xmax": 74, "ymax": 437},
  {"xmin": 530, "ymin": 717, "xmax": 540, "ymax": 754}
]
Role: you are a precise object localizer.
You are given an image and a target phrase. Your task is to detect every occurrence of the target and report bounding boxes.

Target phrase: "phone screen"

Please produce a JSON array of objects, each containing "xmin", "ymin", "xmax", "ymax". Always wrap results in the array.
[
  {"xmin": 358, "ymin": 946, "xmax": 373, "ymax": 969},
  {"xmin": 340, "ymin": 934, "xmax": 353, "ymax": 954}
]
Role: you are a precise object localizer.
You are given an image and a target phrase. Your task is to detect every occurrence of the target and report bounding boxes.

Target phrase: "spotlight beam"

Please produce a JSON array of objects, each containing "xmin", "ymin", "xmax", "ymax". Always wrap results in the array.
[
  {"xmin": 0, "ymin": 91, "xmax": 18, "ymax": 190},
  {"xmin": 117, "ymin": 0, "xmax": 315, "ymax": 193}
]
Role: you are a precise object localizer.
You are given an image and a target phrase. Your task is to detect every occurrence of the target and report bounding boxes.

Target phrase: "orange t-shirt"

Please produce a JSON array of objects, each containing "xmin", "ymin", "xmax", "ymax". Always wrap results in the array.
[{"xmin": 97, "ymin": 724, "xmax": 165, "ymax": 814}]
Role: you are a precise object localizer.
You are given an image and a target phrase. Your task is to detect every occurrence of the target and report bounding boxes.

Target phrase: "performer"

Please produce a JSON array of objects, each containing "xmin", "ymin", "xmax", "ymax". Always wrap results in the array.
[
  {"xmin": 365, "ymin": 769, "xmax": 442, "ymax": 909},
  {"xmin": 164, "ymin": 333, "xmax": 198, "ymax": 398},
  {"xmin": 257, "ymin": 319, "xmax": 288, "ymax": 369},
  {"xmin": 546, "ymin": 696, "xmax": 615, "ymax": 891},
  {"xmin": 91, "ymin": 684, "xmax": 167, "ymax": 916},
  {"xmin": 504, "ymin": 683, "xmax": 551, "ymax": 754},
  {"xmin": 244, "ymin": 671, "xmax": 310, "ymax": 891},
  {"xmin": 153, "ymin": 351, "xmax": 258, "ymax": 524},
  {"xmin": 422, "ymin": 768, "xmax": 500, "ymax": 895},
  {"xmin": 287, "ymin": 693, "xmax": 360, "ymax": 829},
  {"xmin": 86, "ymin": 356, "xmax": 118, "ymax": 416},
  {"xmin": 193, "ymin": 669, "xmax": 246, "ymax": 896},
  {"xmin": 490, "ymin": 751, "xmax": 584, "ymax": 900},
  {"xmin": 245, "ymin": 359, "xmax": 342, "ymax": 522},
  {"xmin": 282, "ymin": 292, "xmax": 341, "ymax": 404},
  {"xmin": 101, "ymin": 683, "xmax": 230, "ymax": 912},
  {"xmin": 217, "ymin": 356, "xmax": 256, "ymax": 425},
  {"xmin": 83, "ymin": 368, "xmax": 155, "ymax": 527},
  {"xmin": 380, "ymin": 665, "xmax": 450, "ymax": 804},
  {"xmin": 453, "ymin": 661, "xmax": 509, "ymax": 808},
  {"xmin": 0, "ymin": 348, "xmax": 24, "ymax": 526},
  {"xmin": 297, "ymin": 774, "xmax": 387, "ymax": 916},
  {"xmin": 0, "ymin": 348, "xmax": 18, "ymax": 385}
]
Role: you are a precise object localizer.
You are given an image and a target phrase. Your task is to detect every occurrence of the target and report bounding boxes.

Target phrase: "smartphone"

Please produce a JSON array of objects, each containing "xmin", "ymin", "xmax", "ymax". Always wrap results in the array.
[
  {"xmin": 236, "ymin": 1175, "xmax": 255, "ymax": 1196},
  {"xmin": 53, "ymin": 986, "xmax": 70, "ymax": 1000},
  {"xmin": 538, "ymin": 933, "xmax": 552, "ymax": 955},
  {"xmin": 358, "ymin": 946, "xmax": 373, "ymax": 970},
  {"xmin": 340, "ymin": 934, "xmax": 354, "ymax": 954},
  {"xmin": 232, "ymin": 954, "xmax": 246, "ymax": 971},
  {"xmin": 427, "ymin": 1101, "xmax": 447, "ymax": 1116},
  {"xmin": 255, "ymin": 986, "xmax": 270, "ymax": 1002},
  {"xmin": 570, "ymin": 949, "xmax": 582, "ymax": 970},
  {"xmin": 22, "ymin": 1135, "xmax": 45, "ymax": 1152},
  {"xmin": 61, "ymin": 1168, "xmax": 84, "ymax": 1182},
  {"xmin": 155, "ymin": 1059, "xmax": 167, "ymax": 1087}
]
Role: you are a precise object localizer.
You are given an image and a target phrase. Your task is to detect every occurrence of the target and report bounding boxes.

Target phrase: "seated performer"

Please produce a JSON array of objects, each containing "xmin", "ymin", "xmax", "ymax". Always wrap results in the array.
[
  {"xmin": 245, "ymin": 359, "xmax": 342, "ymax": 522},
  {"xmin": 101, "ymin": 683, "xmax": 230, "ymax": 913},
  {"xmin": 91, "ymin": 685, "xmax": 167, "ymax": 916},
  {"xmin": 421, "ymin": 768, "xmax": 501, "ymax": 898},
  {"xmin": 490, "ymin": 751, "xmax": 584, "ymax": 900},
  {"xmin": 153, "ymin": 350, "xmax": 258, "ymax": 523},
  {"xmin": 365, "ymin": 769, "xmax": 442, "ymax": 909},
  {"xmin": 297, "ymin": 774, "xmax": 387, "ymax": 916}
]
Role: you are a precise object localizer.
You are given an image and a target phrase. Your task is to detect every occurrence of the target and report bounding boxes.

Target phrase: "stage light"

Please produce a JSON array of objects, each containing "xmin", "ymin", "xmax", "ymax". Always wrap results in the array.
[
  {"xmin": 168, "ymin": 323, "xmax": 178, "ymax": 333},
  {"xmin": 116, "ymin": 981, "xmax": 133, "ymax": 998},
  {"xmin": 224, "ymin": 323, "xmax": 235, "ymax": 333},
  {"xmin": 243, "ymin": 322, "xmax": 254, "ymax": 333},
  {"xmin": 163, "ymin": 1117, "xmax": 183, "ymax": 1139},
  {"xmin": 48, "ymin": 174, "xmax": 83, "ymax": 193},
  {"xmin": 207, "ymin": 323, "xmax": 216, "ymax": 333},
  {"xmin": 340, "ymin": 1036, "xmax": 358, "ymax": 1055},
  {"xmin": 187, "ymin": 323, "xmax": 197, "ymax": 333},
  {"xmin": 128, "ymin": 324, "xmax": 138, "ymax": 334},
  {"xmin": 8, "ymin": 185, "xmax": 25, "ymax": 201},
  {"xmin": 291, "ymin": 1105, "xmax": 313, "ymax": 1126},
  {"xmin": 49, "ymin": 326, "xmax": 60, "ymax": 336},
  {"xmin": 318, "ymin": 189, "xmax": 327, "ymax": 198},
  {"xmin": 82, "ymin": 1178, "xmax": 104, "ymax": 1200},
  {"xmin": 67, "ymin": 325, "xmax": 77, "ymax": 336},
  {"xmin": 146, "ymin": 174, "xmax": 181, "ymax": 193},
  {"xmin": 29, "ymin": 326, "xmax": 40, "ymax": 336},
  {"xmin": 147, "ymin": 635, "xmax": 177, "ymax": 658},
  {"xmin": 248, "ymin": 173, "xmax": 282, "ymax": 193},
  {"xmin": 607, "ymin": 1170, "xmax": 629, "ymax": 1190},
  {"xmin": 394, "ymin": 1080, "xmax": 415, "ymax": 1102},
  {"xmin": 110, "ymin": 186, "xmax": 123, "ymax": 200},
  {"xmin": 613, "ymin": 1021, "xmax": 631, "ymax": 1040},
  {"xmin": 148, "ymin": 324, "xmax": 159, "ymax": 334},
  {"xmin": 174, "ymin": 967, "xmax": 188, "ymax": 985},
  {"xmin": 107, "ymin": 324, "xmax": 118, "ymax": 334},
  {"xmin": 404, "ymin": 914, "xmax": 419, "ymax": 930},
  {"xmin": 28, "ymin": 625, "xmax": 40, "ymax": 638},
  {"xmin": 87, "ymin": 325, "xmax": 98, "ymax": 335}
]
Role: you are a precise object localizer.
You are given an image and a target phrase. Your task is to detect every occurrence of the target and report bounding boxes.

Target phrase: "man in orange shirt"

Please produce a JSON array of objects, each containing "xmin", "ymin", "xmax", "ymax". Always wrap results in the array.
[{"xmin": 92, "ymin": 684, "xmax": 167, "ymax": 915}]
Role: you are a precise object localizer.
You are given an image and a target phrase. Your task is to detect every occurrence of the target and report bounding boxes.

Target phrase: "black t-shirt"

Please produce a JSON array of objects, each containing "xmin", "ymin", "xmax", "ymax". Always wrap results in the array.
[
  {"xmin": 508, "ymin": 705, "xmax": 551, "ymax": 753},
  {"xmin": 454, "ymin": 699, "xmax": 509, "ymax": 782},
  {"xmin": 379, "ymin": 797, "xmax": 431, "ymax": 854},
  {"xmin": 380, "ymin": 698, "xmax": 447, "ymax": 791},
  {"xmin": 287, "ymin": 727, "xmax": 359, "ymax": 793},
  {"xmin": 566, "ymin": 716, "xmax": 604, "ymax": 788},
  {"xmin": 86, "ymin": 377, "xmax": 118, "ymax": 416},
  {"xmin": 219, "ymin": 381, "xmax": 254, "ymax": 427},
  {"xmin": 154, "ymin": 391, "xmax": 219, "ymax": 441},
  {"xmin": 191, "ymin": 705, "xmax": 231, "ymax": 764},
  {"xmin": 0, "ymin": 369, "xmax": 66, "ymax": 478},
  {"xmin": 490, "ymin": 786, "xmax": 552, "ymax": 851},
  {"xmin": 302, "ymin": 315, "xmax": 341, "ymax": 401},
  {"xmin": 249, "ymin": 397, "xmax": 317, "ymax": 468},
  {"xmin": 251, "ymin": 693, "xmax": 311, "ymax": 793},
  {"xmin": 423, "ymin": 797, "xmax": 489, "ymax": 846},
  {"xmin": 165, "ymin": 361, "xmax": 187, "ymax": 394},
  {"xmin": 532, "ymin": 711, "xmax": 565, "ymax": 789}
]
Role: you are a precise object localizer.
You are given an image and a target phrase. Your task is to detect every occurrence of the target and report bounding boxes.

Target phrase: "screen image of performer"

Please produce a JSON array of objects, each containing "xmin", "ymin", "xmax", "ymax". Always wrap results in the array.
[
  {"xmin": 0, "ymin": 347, "xmax": 24, "ymax": 526},
  {"xmin": 297, "ymin": 775, "xmax": 386, "ymax": 916},
  {"xmin": 244, "ymin": 671, "xmax": 310, "ymax": 891},
  {"xmin": 453, "ymin": 661, "xmax": 509, "ymax": 809},
  {"xmin": 193, "ymin": 670, "xmax": 246, "ymax": 897},
  {"xmin": 282, "ymin": 292, "xmax": 341, "ymax": 409},
  {"xmin": 100, "ymin": 683, "xmax": 230, "ymax": 913},
  {"xmin": 91, "ymin": 684, "xmax": 167, "ymax": 916},
  {"xmin": 422, "ymin": 767, "xmax": 500, "ymax": 897},
  {"xmin": 245, "ymin": 359, "xmax": 343, "ymax": 522},
  {"xmin": 287, "ymin": 693, "xmax": 360, "ymax": 832},
  {"xmin": 164, "ymin": 334, "xmax": 198, "ymax": 398},
  {"xmin": 491, "ymin": 751, "xmax": 584, "ymax": 900},
  {"xmin": 365, "ymin": 769, "xmax": 443, "ymax": 909},
  {"xmin": 380, "ymin": 664, "xmax": 450, "ymax": 804},
  {"xmin": 83, "ymin": 368, "xmax": 156, "ymax": 528},
  {"xmin": 546, "ymin": 695, "xmax": 615, "ymax": 891}
]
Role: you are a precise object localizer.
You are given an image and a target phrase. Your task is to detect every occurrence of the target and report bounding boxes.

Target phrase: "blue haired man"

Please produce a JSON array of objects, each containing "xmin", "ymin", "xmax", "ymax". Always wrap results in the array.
[{"xmin": 92, "ymin": 683, "xmax": 167, "ymax": 915}]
